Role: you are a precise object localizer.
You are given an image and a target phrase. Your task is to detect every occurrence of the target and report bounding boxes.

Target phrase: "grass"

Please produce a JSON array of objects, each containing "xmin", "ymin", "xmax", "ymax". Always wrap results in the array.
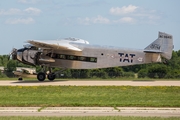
[
  {"xmin": 0, "ymin": 116, "xmax": 179, "ymax": 120},
  {"xmin": 0, "ymin": 86, "xmax": 180, "ymax": 107}
]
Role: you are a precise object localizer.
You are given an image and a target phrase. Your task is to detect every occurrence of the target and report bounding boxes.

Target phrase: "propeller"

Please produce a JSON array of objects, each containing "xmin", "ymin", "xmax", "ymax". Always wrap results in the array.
[{"xmin": 8, "ymin": 48, "xmax": 17, "ymax": 60}]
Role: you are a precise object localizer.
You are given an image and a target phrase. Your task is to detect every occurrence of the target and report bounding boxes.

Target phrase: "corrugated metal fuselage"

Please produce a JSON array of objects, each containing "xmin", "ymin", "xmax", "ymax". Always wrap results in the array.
[{"xmin": 48, "ymin": 43, "xmax": 161, "ymax": 69}]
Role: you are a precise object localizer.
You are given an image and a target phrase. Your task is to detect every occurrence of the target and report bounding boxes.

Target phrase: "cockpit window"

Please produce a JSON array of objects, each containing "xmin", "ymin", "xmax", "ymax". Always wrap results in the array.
[
  {"xmin": 30, "ymin": 46, "xmax": 38, "ymax": 50},
  {"xmin": 65, "ymin": 38, "xmax": 79, "ymax": 41},
  {"xmin": 17, "ymin": 48, "xmax": 27, "ymax": 52},
  {"xmin": 23, "ymin": 44, "xmax": 38, "ymax": 50}
]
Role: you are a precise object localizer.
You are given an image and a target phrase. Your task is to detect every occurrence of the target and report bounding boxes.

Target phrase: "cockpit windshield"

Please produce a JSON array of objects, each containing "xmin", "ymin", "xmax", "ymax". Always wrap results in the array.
[
  {"xmin": 64, "ymin": 38, "xmax": 80, "ymax": 41},
  {"xmin": 23, "ymin": 44, "xmax": 38, "ymax": 50},
  {"xmin": 17, "ymin": 48, "xmax": 27, "ymax": 52},
  {"xmin": 64, "ymin": 38, "xmax": 89, "ymax": 44}
]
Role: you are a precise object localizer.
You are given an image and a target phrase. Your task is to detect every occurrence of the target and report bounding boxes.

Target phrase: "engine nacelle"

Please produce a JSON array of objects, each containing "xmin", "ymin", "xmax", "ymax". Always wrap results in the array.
[{"xmin": 35, "ymin": 52, "xmax": 55, "ymax": 65}]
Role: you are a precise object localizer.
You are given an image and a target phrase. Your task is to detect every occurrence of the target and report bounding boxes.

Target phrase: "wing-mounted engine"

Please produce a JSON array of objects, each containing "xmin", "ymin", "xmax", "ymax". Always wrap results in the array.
[{"xmin": 35, "ymin": 52, "xmax": 55, "ymax": 65}]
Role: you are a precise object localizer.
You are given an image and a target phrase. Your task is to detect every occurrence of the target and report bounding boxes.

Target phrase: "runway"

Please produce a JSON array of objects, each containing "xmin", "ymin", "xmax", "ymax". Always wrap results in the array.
[
  {"xmin": 0, "ymin": 80, "xmax": 180, "ymax": 86},
  {"xmin": 0, "ymin": 107, "xmax": 180, "ymax": 117}
]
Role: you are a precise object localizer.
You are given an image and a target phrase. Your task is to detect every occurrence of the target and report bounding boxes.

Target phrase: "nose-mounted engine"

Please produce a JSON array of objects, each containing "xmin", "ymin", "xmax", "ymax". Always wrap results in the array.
[
  {"xmin": 13, "ymin": 44, "xmax": 40, "ymax": 66},
  {"xmin": 11, "ymin": 44, "xmax": 55, "ymax": 66}
]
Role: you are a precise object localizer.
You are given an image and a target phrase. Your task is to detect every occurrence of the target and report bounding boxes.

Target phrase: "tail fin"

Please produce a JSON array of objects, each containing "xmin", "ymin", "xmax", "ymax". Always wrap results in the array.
[{"xmin": 144, "ymin": 32, "xmax": 173, "ymax": 60}]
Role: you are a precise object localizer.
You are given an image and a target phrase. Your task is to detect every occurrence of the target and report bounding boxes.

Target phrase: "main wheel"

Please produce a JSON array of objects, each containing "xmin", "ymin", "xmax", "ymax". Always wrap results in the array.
[
  {"xmin": 47, "ymin": 73, "xmax": 55, "ymax": 81},
  {"xmin": 37, "ymin": 72, "xmax": 46, "ymax": 81}
]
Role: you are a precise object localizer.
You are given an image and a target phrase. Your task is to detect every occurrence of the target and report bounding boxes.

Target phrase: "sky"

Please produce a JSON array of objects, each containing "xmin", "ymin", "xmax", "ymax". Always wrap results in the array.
[{"xmin": 0, "ymin": 0, "xmax": 180, "ymax": 55}]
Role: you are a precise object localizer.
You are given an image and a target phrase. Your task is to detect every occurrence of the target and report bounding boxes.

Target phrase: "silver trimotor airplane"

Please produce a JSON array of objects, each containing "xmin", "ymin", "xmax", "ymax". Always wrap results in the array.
[{"xmin": 10, "ymin": 32, "xmax": 173, "ymax": 81}]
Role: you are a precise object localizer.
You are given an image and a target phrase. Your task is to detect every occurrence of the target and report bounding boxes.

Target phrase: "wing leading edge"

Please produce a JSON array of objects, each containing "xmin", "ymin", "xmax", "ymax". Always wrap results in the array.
[{"xmin": 27, "ymin": 40, "xmax": 82, "ymax": 51}]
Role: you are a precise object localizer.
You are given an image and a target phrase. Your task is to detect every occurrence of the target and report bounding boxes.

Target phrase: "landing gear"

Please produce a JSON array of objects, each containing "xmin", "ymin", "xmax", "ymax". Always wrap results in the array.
[
  {"xmin": 37, "ymin": 66, "xmax": 65, "ymax": 81},
  {"xmin": 37, "ymin": 66, "xmax": 56, "ymax": 81},
  {"xmin": 37, "ymin": 72, "xmax": 46, "ymax": 81},
  {"xmin": 37, "ymin": 72, "xmax": 55, "ymax": 81},
  {"xmin": 47, "ymin": 67, "xmax": 55, "ymax": 81},
  {"xmin": 47, "ymin": 73, "xmax": 55, "ymax": 81},
  {"xmin": 18, "ymin": 77, "xmax": 23, "ymax": 81}
]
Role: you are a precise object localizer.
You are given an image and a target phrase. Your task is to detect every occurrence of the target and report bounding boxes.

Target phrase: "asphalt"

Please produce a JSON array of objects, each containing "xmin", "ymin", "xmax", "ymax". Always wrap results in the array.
[
  {"xmin": 0, "ymin": 107, "xmax": 180, "ymax": 117},
  {"xmin": 0, "ymin": 80, "xmax": 180, "ymax": 86}
]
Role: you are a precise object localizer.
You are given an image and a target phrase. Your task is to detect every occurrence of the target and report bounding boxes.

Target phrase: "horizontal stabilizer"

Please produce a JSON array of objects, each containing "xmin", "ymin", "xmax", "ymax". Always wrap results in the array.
[{"xmin": 144, "ymin": 50, "xmax": 162, "ymax": 53}]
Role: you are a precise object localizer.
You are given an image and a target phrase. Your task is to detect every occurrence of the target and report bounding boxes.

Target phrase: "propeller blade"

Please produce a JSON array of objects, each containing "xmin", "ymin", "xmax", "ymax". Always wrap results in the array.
[{"xmin": 9, "ymin": 48, "xmax": 17, "ymax": 60}]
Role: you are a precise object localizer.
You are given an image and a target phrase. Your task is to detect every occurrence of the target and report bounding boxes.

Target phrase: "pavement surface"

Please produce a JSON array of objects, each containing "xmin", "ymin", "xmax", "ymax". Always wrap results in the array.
[
  {"xmin": 0, "ymin": 80, "xmax": 180, "ymax": 86},
  {"xmin": 0, "ymin": 107, "xmax": 180, "ymax": 117}
]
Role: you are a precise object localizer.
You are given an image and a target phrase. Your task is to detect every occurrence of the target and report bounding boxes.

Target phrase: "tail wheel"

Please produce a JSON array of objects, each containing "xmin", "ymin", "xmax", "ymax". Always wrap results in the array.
[
  {"xmin": 37, "ymin": 72, "xmax": 46, "ymax": 81},
  {"xmin": 47, "ymin": 73, "xmax": 55, "ymax": 81},
  {"xmin": 18, "ymin": 77, "xmax": 23, "ymax": 81}
]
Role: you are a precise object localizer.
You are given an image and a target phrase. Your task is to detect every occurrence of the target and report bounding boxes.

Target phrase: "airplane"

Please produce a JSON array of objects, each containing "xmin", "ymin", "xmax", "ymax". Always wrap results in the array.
[
  {"xmin": 13, "ymin": 67, "xmax": 37, "ymax": 80},
  {"xmin": 10, "ymin": 32, "xmax": 173, "ymax": 81}
]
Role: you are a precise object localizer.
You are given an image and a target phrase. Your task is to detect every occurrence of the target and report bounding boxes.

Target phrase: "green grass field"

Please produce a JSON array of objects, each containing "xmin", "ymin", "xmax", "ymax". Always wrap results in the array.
[
  {"xmin": 0, "ymin": 116, "xmax": 179, "ymax": 120},
  {"xmin": 0, "ymin": 86, "xmax": 179, "ymax": 107}
]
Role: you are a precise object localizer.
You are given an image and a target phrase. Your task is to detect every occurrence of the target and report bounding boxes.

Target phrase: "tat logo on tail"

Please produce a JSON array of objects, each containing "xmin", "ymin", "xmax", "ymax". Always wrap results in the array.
[{"xmin": 150, "ymin": 44, "xmax": 161, "ymax": 50}]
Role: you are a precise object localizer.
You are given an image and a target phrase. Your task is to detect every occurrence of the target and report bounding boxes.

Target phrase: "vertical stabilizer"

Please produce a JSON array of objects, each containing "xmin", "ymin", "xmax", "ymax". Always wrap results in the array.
[{"xmin": 144, "ymin": 32, "xmax": 173, "ymax": 60}]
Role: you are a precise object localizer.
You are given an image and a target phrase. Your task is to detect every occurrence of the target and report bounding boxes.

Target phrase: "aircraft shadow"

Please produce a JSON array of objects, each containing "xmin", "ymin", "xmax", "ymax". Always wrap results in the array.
[
  {"xmin": 132, "ymin": 80, "xmax": 155, "ymax": 82},
  {"xmin": 12, "ymin": 79, "xmax": 68, "ymax": 84}
]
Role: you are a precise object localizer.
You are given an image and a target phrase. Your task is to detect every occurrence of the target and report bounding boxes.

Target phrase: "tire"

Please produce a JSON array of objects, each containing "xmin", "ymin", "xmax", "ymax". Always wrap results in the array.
[
  {"xmin": 37, "ymin": 72, "xmax": 46, "ymax": 81},
  {"xmin": 18, "ymin": 78, "xmax": 23, "ymax": 81},
  {"xmin": 47, "ymin": 73, "xmax": 55, "ymax": 81}
]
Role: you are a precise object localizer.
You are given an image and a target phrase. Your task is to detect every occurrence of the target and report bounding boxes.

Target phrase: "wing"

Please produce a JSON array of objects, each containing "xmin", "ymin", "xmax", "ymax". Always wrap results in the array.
[{"xmin": 27, "ymin": 40, "xmax": 82, "ymax": 51}]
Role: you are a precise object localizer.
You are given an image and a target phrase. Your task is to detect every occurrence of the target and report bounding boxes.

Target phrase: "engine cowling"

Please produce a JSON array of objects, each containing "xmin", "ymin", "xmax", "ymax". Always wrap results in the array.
[
  {"xmin": 14, "ymin": 45, "xmax": 55, "ymax": 66},
  {"xmin": 35, "ymin": 52, "xmax": 55, "ymax": 65}
]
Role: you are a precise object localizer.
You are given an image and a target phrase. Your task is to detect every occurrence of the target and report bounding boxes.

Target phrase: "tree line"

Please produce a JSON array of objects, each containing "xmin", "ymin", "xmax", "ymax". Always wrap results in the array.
[{"xmin": 1, "ymin": 50, "xmax": 180, "ymax": 79}]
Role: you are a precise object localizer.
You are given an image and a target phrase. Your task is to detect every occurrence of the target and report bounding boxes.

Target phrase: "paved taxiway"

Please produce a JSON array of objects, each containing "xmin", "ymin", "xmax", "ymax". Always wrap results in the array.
[
  {"xmin": 0, "ymin": 107, "xmax": 180, "ymax": 117},
  {"xmin": 0, "ymin": 80, "xmax": 180, "ymax": 86}
]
